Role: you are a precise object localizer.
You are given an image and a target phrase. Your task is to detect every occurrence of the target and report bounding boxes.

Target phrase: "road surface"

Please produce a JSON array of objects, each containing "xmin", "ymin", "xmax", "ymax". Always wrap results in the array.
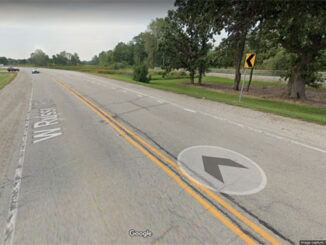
[{"xmin": 0, "ymin": 68, "xmax": 325, "ymax": 244}]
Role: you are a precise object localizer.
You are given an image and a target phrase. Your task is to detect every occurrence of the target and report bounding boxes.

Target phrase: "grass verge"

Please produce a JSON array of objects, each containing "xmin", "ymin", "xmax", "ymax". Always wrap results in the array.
[
  {"xmin": 90, "ymin": 72, "xmax": 326, "ymax": 125},
  {"xmin": 0, "ymin": 72, "xmax": 18, "ymax": 91},
  {"xmin": 41, "ymin": 65, "xmax": 326, "ymax": 125}
]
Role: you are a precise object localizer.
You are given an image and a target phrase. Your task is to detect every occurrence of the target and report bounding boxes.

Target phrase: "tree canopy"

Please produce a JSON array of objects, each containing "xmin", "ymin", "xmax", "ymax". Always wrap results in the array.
[
  {"xmin": 29, "ymin": 49, "xmax": 50, "ymax": 66},
  {"xmin": 10, "ymin": 0, "xmax": 325, "ymax": 100}
]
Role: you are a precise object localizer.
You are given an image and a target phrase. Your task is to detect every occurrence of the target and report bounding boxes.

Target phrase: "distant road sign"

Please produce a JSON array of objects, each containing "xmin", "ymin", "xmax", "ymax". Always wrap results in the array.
[{"xmin": 244, "ymin": 53, "xmax": 256, "ymax": 69}]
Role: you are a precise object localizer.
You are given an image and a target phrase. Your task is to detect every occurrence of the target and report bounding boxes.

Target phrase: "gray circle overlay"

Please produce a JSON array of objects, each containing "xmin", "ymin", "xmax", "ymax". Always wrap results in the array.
[{"xmin": 177, "ymin": 146, "xmax": 267, "ymax": 195}]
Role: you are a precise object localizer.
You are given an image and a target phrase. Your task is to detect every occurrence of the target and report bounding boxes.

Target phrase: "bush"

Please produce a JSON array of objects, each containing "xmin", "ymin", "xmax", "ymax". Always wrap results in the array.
[
  {"xmin": 133, "ymin": 64, "xmax": 150, "ymax": 83},
  {"xmin": 163, "ymin": 70, "xmax": 189, "ymax": 79},
  {"xmin": 96, "ymin": 68, "xmax": 133, "ymax": 75},
  {"xmin": 107, "ymin": 62, "xmax": 127, "ymax": 70},
  {"xmin": 179, "ymin": 70, "xmax": 187, "ymax": 76}
]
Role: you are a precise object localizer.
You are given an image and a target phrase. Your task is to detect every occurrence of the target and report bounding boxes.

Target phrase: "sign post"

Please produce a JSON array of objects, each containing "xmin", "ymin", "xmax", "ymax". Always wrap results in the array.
[
  {"xmin": 239, "ymin": 69, "xmax": 247, "ymax": 102},
  {"xmin": 239, "ymin": 53, "xmax": 256, "ymax": 102}
]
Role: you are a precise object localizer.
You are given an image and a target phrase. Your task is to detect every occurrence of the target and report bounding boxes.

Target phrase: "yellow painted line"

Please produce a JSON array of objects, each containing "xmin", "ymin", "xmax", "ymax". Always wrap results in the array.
[
  {"xmin": 49, "ymin": 76, "xmax": 255, "ymax": 244},
  {"xmin": 80, "ymin": 93, "xmax": 281, "ymax": 245},
  {"xmin": 48, "ymin": 74, "xmax": 281, "ymax": 244},
  {"xmin": 66, "ymin": 81, "xmax": 281, "ymax": 245}
]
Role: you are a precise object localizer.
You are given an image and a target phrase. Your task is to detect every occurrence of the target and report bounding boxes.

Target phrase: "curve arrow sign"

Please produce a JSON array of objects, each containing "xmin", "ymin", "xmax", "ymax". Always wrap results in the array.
[
  {"xmin": 244, "ymin": 53, "xmax": 256, "ymax": 69},
  {"xmin": 246, "ymin": 54, "xmax": 255, "ymax": 67}
]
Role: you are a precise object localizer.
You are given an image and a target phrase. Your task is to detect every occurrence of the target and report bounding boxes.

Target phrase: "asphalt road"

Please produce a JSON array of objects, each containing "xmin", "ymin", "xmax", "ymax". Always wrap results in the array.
[{"xmin": 0, "ymin": 68, "xmax": 325, "ymax": 244}]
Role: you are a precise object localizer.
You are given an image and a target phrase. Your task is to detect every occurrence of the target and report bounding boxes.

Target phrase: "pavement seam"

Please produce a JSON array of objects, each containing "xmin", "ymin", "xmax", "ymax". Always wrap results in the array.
[
  {"xmin": 49, "ymin": 74, "xmax": 289, "ymax": 244},
  {"xmin": 106, "ymin": 111, "xmax": 295, "ymax": 244},
  {"xmin": 89, "ymin": 74, "xmax": 326, "ymax": 154},
  {"xmin": 50, "ymin": 75, "xmax": 260, "ymax": 244}
]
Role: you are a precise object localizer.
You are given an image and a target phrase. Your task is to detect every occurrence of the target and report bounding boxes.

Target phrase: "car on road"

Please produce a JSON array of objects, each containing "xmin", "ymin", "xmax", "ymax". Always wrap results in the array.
[
  {"xmin": 7, "ymin": 67, "xmax": 19, "ymax": 72},
  {"xmin": 32, "ymin": 68, "xmax": 40, "ymax": 74}
]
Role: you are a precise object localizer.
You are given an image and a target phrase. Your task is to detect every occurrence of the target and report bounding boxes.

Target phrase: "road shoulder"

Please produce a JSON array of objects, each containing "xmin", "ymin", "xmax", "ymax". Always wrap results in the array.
[{"xmin": 0, "ymin": 71, "xmax": 32, "ymax": 235}]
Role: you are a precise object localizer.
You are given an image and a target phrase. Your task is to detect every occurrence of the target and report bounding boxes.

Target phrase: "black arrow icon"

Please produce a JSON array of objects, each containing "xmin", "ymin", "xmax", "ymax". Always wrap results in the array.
[
  {"xmin": 246, "ymin": 54, "xmax": 255, "ymax": 68},
  {"xmin": 202, "ymin": 156, "xmax": 247, "ymax": 183}
]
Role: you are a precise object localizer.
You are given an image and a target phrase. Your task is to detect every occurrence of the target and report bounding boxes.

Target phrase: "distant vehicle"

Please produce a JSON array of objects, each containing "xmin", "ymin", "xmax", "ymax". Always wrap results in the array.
[
  {"xmin": 7, "ymin": 67, "xmax": 19, "ymax": 72},
  {"xmin": 32, "ymin": 68, "xmax": 40, "ymax": 74}
]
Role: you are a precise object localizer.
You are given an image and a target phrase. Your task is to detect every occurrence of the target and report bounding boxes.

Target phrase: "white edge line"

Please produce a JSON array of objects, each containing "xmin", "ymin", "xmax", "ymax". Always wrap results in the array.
[
  {"xmin": 88, "ymin": 75, "xmax": 326, "ymax": 154},
  {"xmin": 201, "ymin": 112, "xmax": 326, "ymax": 154},
  {"xmin": 3, "ymin": 87, "xmax": 33, "ymax": 245},
  {"xmin": 183, "ymin": 108, "xmax": 196, "ymax": 113}
]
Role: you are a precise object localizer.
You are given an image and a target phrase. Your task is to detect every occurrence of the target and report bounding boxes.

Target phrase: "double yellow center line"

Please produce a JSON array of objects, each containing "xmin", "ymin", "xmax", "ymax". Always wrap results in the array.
[{"xmin": 48, "ymin": 74, "xmax": 281, "ymax": 245}]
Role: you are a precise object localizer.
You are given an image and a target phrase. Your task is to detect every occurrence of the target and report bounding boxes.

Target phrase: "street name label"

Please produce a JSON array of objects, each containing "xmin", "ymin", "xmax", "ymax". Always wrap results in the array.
[
  {"xmin": 177, "ymin": 146, "xmax": 267, "ymax": 195},
  {"xmin": 244, "ymin": 53, "xmax": 256, "ymax": 69},
  {"xmin": 33, "ymin": 107, "xmax": 62, "ymax": 143}
]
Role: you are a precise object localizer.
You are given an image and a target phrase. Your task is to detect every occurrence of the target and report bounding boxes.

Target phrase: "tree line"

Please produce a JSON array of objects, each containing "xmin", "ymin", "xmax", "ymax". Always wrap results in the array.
[
  {"xmin": 2, "ymin": 0, "xmax": 325, "ymax": 99},
  {"xmin": 159, "ymin": 0, "xmax": 326, "ymax": 99},
  {"xmin": 89, "ymin": 17, "xmax": 165, "ymax": 70},
  {"xmin": 82, "ymin": 0, "xmax": 326, "ymax": 99},
  {"xmin": 0, "ymin": 50, "xmax": 81, "ymax": 67}
]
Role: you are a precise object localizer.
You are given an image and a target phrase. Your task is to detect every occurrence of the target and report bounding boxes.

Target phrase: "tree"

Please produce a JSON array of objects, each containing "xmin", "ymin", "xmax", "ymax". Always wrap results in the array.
[
  {"xmin": 90, "ymin": 55, "xmax": 99, "ymax": 65},
  {"xmin": 0, "ymin": 57, "xmax": 8, "ymax": 65},
  {"xmin": 160, "ymin": 0, "xmax": 219, "ymax": 84},
  {"xmin": 261, "ymin": 1, "xmax": 326, "ymax": 99},
  {"xmin": 97, "ymin": 50, "xmax": 114, "ymax": 67},
  {"xmin": 52, "ymin": 52, "xmax": 66, "ymax": 65},
  {"xmin": 113, "ymin": 42, "xmax": 134, "ymax": 65},
  {"xmin": 160, "ymin": 10, "xmax": 198, "ymax": 83},
  {"xmin": 132, "ymin": 33, "xmax": 147, "ymax": 65},
  {"xmin": 52, "ymin": 51, "xmax": 80, "ymax": 66},
  {"xmin": 98, "ymin": 51, "xmax": 108, "ymax": 66},
  {"xmin": 318, "ymin": 50, "xmax": 326, "ymax": 71},
  {"xmin": 174, "ymin": 0, "xmax": 217, "ymax": 84},
  {"xmin": 70, "ymin": 53, "xmax": 80, "ymax": 65},
  {"xmin": 212, "ymin": 39, "xmax": 236, "ymax": 68},
  {"xmin": 143, "ymin": 32, "xmax": 156, "ymax": 67},
  {"xmin": 221, "ymin": 1, "xmax": 266, "ymax": 90},
  {"xmin": 29, "ymin": 49, "xmax": 50, "ymax": 66},
  {"xmin": 144, "ymin": 18, "xmax": 166, "ymax": 67}
]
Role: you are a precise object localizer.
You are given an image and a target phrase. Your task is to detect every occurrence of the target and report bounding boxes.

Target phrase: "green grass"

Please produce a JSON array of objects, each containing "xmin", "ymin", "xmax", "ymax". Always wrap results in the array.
[
  {"xmin": 0, "ymin": 72, "xmax": 17, "ymax": 90},
  {"xmin": 202, "ymin": 76, "xmax": 286, "ymax": 87},
  {"xmin": 202, "ymin": 76, "xmax": 326, "ymax": 91},
  {"xmin": 44, "ymin": 64, "xmax": 134, "ymax": 75},
  {"xmin": 43, "ymin": 65, "xmax": 326, "ymax": 124},
  {"xmin": 91, "ymin": 72, "xmax": 326, "ymax": 125}
]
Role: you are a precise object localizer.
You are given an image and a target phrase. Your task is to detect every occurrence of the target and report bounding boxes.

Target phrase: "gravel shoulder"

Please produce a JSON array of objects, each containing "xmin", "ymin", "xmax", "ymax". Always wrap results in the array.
[{"xmin": 0, "ymin": 71, "xmax": 32, "ymax": 230}]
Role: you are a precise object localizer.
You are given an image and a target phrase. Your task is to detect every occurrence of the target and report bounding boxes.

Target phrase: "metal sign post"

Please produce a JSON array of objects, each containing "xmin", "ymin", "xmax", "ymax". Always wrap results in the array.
[
  {"xmin": 239, "ymin": 69, "xmax": 247, "ymax": 102},
  {"xmin": 239, "ymin": 53, "xmax": 256, "ymax": 103}
]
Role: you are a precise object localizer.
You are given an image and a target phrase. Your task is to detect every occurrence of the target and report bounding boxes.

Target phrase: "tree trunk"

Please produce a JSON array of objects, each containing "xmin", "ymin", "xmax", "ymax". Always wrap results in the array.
[
  {"xmin": 287, "ymin": 73, "xmax": 294, "ymax": 97},
  {"xmin": 246, "ymin": 68, "xmax": 254, "ymax": 91},
  {"xmin": 190, "ymin": 71, "xmax": 195, "ymax": 84},
  {"xmin": 198, "ymin": 64, "xmax": 204, "ymax": 85},
  {"xmin": 287, "ymin": 54, "xmax": 314, "ymax": 99},
  {"xmin": 288, "ymin": 73, "xmax": 306, "ymax": 99},
  {"xmin": 233, "ymin": 32, "xmax": 247, "ymax": 90},
  {"xmin": 198, "ymin": 37, "xmax": 207, "ymax": 86},
  {"xmin": 234, "ymin": 58, "xmax": 242, "ymax": 90}
]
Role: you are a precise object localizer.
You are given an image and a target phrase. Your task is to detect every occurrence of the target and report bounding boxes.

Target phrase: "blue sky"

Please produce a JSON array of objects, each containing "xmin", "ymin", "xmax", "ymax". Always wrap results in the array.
[{"xmin": 0, "ymin": 0, "xmax": 225, "ymax": 61}]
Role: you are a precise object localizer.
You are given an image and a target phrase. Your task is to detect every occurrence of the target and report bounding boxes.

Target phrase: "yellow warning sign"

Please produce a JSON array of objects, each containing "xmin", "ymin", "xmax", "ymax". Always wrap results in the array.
[{"xmin": 244, "ymin": 53, "xmax": 256, "ymax": 69}]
